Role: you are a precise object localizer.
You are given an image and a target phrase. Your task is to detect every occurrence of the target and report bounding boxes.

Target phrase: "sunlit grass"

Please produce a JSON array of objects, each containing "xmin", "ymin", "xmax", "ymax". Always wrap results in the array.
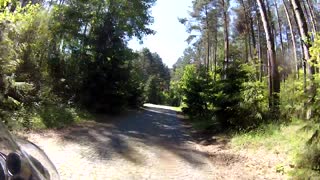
[
  {"xmin": 28, "ymin": 107, "xmax": 93, "ymax": 130},
  {"xmin": 231, "ymin": 119, "xmax": 320, "ymax": 178}
]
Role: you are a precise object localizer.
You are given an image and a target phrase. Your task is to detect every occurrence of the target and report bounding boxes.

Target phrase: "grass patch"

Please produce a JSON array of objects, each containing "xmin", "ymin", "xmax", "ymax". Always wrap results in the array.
[
  {"xmin": 37, "ymin": 105, "xmax": 93, "ymax": 129},
  {"xmin": 4, "ymin": 104, "xmax": 94, "ymax": 130},
  {"xmin": 231, "ymin": 119, "xmax": 320, "ymax": 178},
  {"xmin": 17, "ymin": 105, "xmax": 94, "ymax": 130}
]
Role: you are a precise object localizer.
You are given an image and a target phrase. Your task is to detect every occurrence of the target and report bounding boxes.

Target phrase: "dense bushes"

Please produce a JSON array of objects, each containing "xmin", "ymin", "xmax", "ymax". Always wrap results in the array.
[
  {"xmin": 175, "ymin": 59, "xmax": 319, "ymax": 176},
  {"xmin": 180, "ymin": 65, "xmax": 211, "ymax": 116},
  {"xmin": 178, "ymin": 62, "xmax": 267, "ymax": 131},
  {"xmin": 0, "ymin": 0, "xmax": 156, "ymax": 129}
]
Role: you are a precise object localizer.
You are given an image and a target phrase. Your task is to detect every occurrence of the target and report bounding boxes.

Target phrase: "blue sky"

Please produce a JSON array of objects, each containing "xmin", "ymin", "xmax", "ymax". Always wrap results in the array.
[{"xmin": 128, "ymin": 0, "xmax": 193, "ymax": 68}]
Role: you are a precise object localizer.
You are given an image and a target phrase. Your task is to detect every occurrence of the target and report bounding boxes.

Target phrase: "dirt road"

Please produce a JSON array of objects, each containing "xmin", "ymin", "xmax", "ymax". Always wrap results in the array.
[{"xmin": 26, "ymin": 105, "xmax": 214, "ymax": 180}]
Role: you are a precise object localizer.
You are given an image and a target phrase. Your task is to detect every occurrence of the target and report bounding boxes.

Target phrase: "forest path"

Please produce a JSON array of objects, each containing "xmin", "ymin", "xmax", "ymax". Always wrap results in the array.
[{"xmin": 26, "ymin": 104, "xmax": 215, "ymax": 179}]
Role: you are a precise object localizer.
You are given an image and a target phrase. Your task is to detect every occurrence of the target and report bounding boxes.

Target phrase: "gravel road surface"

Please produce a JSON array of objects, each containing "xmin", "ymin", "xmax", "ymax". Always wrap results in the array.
[{"xmin": 27, "ymin": 105, "xmax": 214, "ymax": 180}]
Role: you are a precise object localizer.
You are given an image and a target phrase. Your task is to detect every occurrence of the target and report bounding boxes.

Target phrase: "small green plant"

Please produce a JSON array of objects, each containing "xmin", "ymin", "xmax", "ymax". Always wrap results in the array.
[{"xmin": 275, "ymin": 164, "xmax": 285, "ymax": 174}]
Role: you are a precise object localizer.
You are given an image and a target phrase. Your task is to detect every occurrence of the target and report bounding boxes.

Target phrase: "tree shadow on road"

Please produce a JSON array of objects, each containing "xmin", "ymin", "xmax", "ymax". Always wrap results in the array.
[{"xmin": 56, "ymin": 106, "xmax": 241, "ymax": 167}]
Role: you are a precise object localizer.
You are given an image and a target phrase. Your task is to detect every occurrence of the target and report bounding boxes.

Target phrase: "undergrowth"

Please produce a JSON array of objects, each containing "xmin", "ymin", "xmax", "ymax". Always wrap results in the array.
[
  {"xmin": 7, "ymin": 105, "xmax": 93, "ymax": 130},
  {"xmin": 231, "ymin": 119, "xmax": 320, "ymax": 178}
]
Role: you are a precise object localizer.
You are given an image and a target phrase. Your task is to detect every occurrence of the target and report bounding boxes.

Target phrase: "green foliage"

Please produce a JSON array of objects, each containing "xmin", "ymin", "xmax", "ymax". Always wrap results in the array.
[
  {"xmin": 133, "ymin": 48, "xmax": 171, "ymax": 105},
  {"xmin": 290, "ymin": 34, "xmax": 320, "ymax": 177},
  {"xmin": 296, "ymin": 143, "xmax": 320, "ymax": 174},
  {"xmin": 144, "ymin": 75, "xmax": 162, "ymax": 104},
  {"xmin": 164, "ymin": 81, "xmax": 182, "ymax": 107},
  {"xmin": 180, "ymin": 65, "xmax": 211, "ymax": 118},
  {"xmin": 213, "ymin": 63, "xmax": 267, "ymax": 130},
  {"xmin": 280, "ymin": 72, "xmax": 306, "ymax": 120},
  {"xmin": 311, "ymin": 35, "xmax": 320, "ymax": 121},
  {"xmin": 178, "ymin": 62, "xmax": 267, "ymax": 131},
  {"xmin": 310, "ymin": 33, "xmax": 320, "ymax": 66},
  {"xmin": 171, "ymin": 47, "xmax": 194, "ymax": 82},
  {"xmin": 231, "ymin": 119, "xmax": 320, "ymax": 178},
  {"xmin": 38, "ymin": 105, "xmax": 74, "ymax": 129},
  {"xmin": 0, "ymin": 0, "xmax": 156, "ymax": 128},
  {"xmin": 47, "ymin": 0, "xmax": 155, "ymax": 113},
  {"xmin": 230, "ymin": 35, "xmax": 320, "ymax": 178}
]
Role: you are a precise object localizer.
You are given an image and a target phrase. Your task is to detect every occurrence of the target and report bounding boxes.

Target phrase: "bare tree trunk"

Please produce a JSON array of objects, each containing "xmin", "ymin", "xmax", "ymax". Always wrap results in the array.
[
  {"xmin": 283, "ymin": 0, "xmax": 299, "ymax": 79},
  {"xmin": 214, "ymin": 29, "xmax": 218, "ymax": 81},
  {"xmin": 289, "ymin": 1, "xmax": 307, "ymax": 89},
  {"xmin": 205, "ymin": 6, "xmax": 210, "ymax": 73},
  {"xmin": 291, "ymin": 0, "xmax": 314, "ymax": 74},
  {"xmin": 249, "ymin": 0, "xmax": 257, "ymax": 54},
  {"xmin": 257, "ymin": 11, "xmax": 263, "ymax": 81},
  {"xmin": 239, "ymin": 0, "xmax": 253, "ymax": 61},
  {"xmin": 301, "ymin": 38, "xmax": 307, "ymax": 91},
  {"xmin": 245, "ymin": 33, "xmax": 249, "ymax": 62},
  {"xmin": 290, "ymin": 0, "xmax": 315, "ymax": 119},
  {"xmin": 306, "ymin": 0, "xmax": 317, "ymax": 32},
  {"xmin": 250, "ymin": 16, "xmax": 257, "ymax": 57},
  {"xmin": 222, "ymin": 0, "xmax": 229, "ymax": 77},
  {"xmin": 265, "ymin": 0, "xmax": 276, "ymax": 48},
  {"xmin": 301, "ymin": 0, "xmax": 316, "ymax": 35},
  {"xmin": 285, "ymin": 25, "xmax": 289, "ymax": 53},
  {"xmin": 248, "ymin": 29, "xmax": 253, "ymax": 61},
  {"xmin": 214, "ymin": 11, "xmax": 219, "ymax": 81},
  {"xmin": 257, "ymin": 0, "xmax": 280, "ymax": 114},
  {"xmin": 275, "ymin": 0, "xmax": 284, "ymax": 56}
]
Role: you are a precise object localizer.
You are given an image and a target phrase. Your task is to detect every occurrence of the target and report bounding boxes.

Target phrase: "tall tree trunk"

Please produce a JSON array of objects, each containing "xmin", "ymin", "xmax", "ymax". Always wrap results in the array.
[
  {"xmin": 283, "ymin": 0, "xmax": 299, "ymax": 79},
  {"xmin": 275, "ymin": 0, "xmax": 284, "ymax": 56},
  {"xmin": 257, "ymin": 0, "xmax": 280, "ymax": 114},
  {"xmin": 255, "ymin": 4, "xmax": 264, "ymax": 81},
  {"xmin": 249, "ymin": 0, "xmax": 257, "ymax": 55},
  {"xmin": 306, "ymin": 0, "xmax": 317, "ymax": 33},
  {"xmin": 257, "ymin": 11, "xmax": 263, "ymax": 81},
  {"xmin": 265, "ymin": 0, "xmax": 275, "ymax": 47},
  {"xmin": 301, "ymin": 37, "xmax": 307, "ymax": 91},
  {"xmin": 289, "ymin": 1, "xmax": 307, "ymax": 89},
  {"xmin": 205, "ymin": 6, "xmax": 210, "ymax": 73},
  {"xmin": 239, "ymin": 0, "xmax": 252, "ymax": 61},
  {"xmin": 301, "ymin": 0, "xmax": 316, "ymax": 35},
  {"xmin": 291, "ymin": 0, "xmax": 314, "ymax": 74},
  {"xmin": 214, "ymin": 12, "xmax": 219, "ymax": 81},
  {"xmin": 214, "ymin": 29, "xmax": 218, "ymax": 81},
  {"xmin": 222, "ymin": 0, "xmax": 229, "ymax": 77},
  {"xmin": 284, "ymin": 24, "xmax": 290, "ymax": 54},
  {"xmin": 250, "ymin": 16, "xmax": 257, "ymax": 57},
  {"xmin": 245, "ymin": 32, "xmax": 249, "ymax": 62},
  {"xmin": 290, "ymin": 0, "xmax": 315, "ymax": 119}
]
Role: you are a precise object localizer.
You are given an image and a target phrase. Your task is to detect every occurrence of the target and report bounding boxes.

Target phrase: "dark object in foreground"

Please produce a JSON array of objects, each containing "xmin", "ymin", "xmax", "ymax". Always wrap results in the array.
[
  {"xmin": 0, "ymin": 151, "xmax": 52, "ymax": 180},
  {"xmin": 0, "ymin": 121, "xmax": 59, "ymax": 180}
]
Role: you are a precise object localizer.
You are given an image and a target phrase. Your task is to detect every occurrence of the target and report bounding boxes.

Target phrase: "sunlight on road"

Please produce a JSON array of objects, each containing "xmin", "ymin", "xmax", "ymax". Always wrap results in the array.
[{"xmin": 144, "ymin": 104, "xmax": 182, "ymax": 112}]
